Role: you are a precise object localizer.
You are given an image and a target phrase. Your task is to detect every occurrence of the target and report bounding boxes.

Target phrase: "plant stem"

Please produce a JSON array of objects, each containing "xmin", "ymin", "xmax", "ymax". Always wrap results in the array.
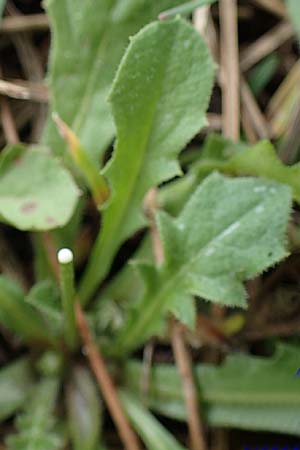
[
  {"xmin": 159, "ymin": 0, "xmax": 217, "ymax": 20},
  {"xmin": 75, "ymin": 302, "xmax": 142, "ymax": 450},
  {"xmin": 78, "ymin": 231, "xmax": 116, "ymax": 306},
  {"xmin": 58, "ymin": 248, "xmax": 77, "ymax": 350},
  {"xmin": 171, "ymin": 319, "xmax": 207, "ymax": 450}
]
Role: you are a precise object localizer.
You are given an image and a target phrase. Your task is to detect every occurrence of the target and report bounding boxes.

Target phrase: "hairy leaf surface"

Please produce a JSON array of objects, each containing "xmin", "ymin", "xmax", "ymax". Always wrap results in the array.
[
  {"xmin": 114, "ymin": 173, "xmax": 292, "ymax": 354},
  {"xmin": 7, "ymin": 378, "xmax": 63, "ymax": 450},
  {"xmin": 79, "ymin": 18, "xmax": 215, "ymax": 303},
  {"xmin": 26, "ymin": 280, "xmax": 63, "ymax": 334},
  {"xmin": 44, "ymin": 0, "xmax": 184, "ymax": 161},
  {"xmin": 124, "ymin": 344, "xmax": 300, "ymax": 436}
]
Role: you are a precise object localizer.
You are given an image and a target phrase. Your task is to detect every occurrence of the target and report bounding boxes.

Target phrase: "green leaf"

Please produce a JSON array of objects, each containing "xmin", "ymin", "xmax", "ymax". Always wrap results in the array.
[
  {"xmin": 43, "ymin": 0, "xmax": 185, "ymax": 162},
  {"xmin": 0, "ymin": 275, "xmax": 56, "ymax": 344},
  {"xmin": 120, "ymin": 391, "xmax": 187, "ymax": 450},
  {"xmin": 286, "ymin": 0, "xmax": 300, "ymax": 40},
  {"xmin": 66, "ymin": 366, "xmax": 102, "ymax": 450},
  {"xmin": 194, "ymin": 139, "xmax": 300, "ymax": 203},
  {"xmin": 0, "ymin": 359, "xmax": 34, "ymax": 422},
  {"xmin": 7, "ymin": 378, "xmax": 64, "ymax": 450},
  {"xmin": 248, "ymin": 54, "xmax": 280, "ymax": 96},
  {"xmin": 159, "ymin": 0, "xmax": 217, "ymax": 20},
  {"xmin": 114, "ymin": 172, "xmax": 292, "ymax": 355},
  {"xmin": 0, "ymin": 145, "xmax": 79, "ymax": 231},
  {"xmin": 227, "ymin": 141, "xmax": 300, "ymax": 200},
  {"xmin": 79, "ymin": 17, "xmax": 215, "ymax": 304},
  {"xmin": 25, "ymin": 280, "xmax": 63, "ymax": 333},
  {"xmin": 124, "ymin": 344, "xmax": 300, "ymax": 436}
]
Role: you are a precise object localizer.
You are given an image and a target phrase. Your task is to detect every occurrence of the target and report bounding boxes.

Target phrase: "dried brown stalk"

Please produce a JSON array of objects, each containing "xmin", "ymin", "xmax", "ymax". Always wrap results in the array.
[
  {"xmin": 206, "ymin": 11, "xmax": 219, "ymax": 61},
  {"xmin": 144, "ymin": 188, "xmax": 164, "ymax": 265},
  {"xmin": 240, "ymin": 76, "xmax": 270, "ymax": 139},
  {"xmin": 145, "ymin": 188, "xmax": 208, "ymax": 450},
  {"xmin": 0, "ymin": 14, "xmax": 49, "ymax": 33},
  {"xmin": 219, "ymin": 0, "xmax": 240, "ymax": 141},
  {"xmin": 171, "ymin": 319, "xmax": 207, "ymax": 450},
  {"xmin": 41, "ymin": 232, "xmax": 60, "ymax": 282},
  {"xmin": 244, "ymin": 319, "xmax": 300, "ymax": 340},
  {"xmin": 193, "ymin": 5, "xmax": 210, "ymax": 36},
  {"xmin": 0, "ymin": 102, "xmax": 34, "ymax": 148},
  {"xmin": 141, "ymin": 339, "xmax": 155, "ymax": 402},
  {"xmin": 241, "ymin": 106, "xmax": 257, "ymax": 143},
  {"xmin": 0, "ymin": 79, "xmax": 48, "ymax": 102},
  {"xmin": 279, "ymin": 102, "xmax": 300, "ymax": 163},
  {"xmin": 207, "ymin": 113, "xmax": 222, "ymax": 131},
  {"xmin": 0, "ymin": 64, "xmax": 19, "ymax": 145},
  {"xmin": 240, "ymin": 21, "xmax": 293, "ymax": 72},
  {"xmin": 0, "ymin": 96, "xmax": 18, "ymax": 144},
  {"xmin": 251, "ymin": 0, "xmax": 286, "ymax": 18},
  {"xmin": 6, "ymin": 3, "xmax": 47, "ymax": 142},
  {"xmin": 75, "ymin": 303, "xmax": 141, "ymax": 450},
  {"xmin": 267, "ymin": 61, "xmax": 300, "ymax": 138}
]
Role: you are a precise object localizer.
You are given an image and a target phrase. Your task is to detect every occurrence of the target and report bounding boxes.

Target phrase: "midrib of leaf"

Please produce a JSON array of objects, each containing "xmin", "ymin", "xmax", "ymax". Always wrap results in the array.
[
  {"xmin": 115, "ymin": 195, "xmax": 281, "ymax": 353},
  {"xmin": 64, "ymin": 0, "xmax": 75, "ymax": 40},
  {"xmin": 103, "ymin": 38, "xmax": 174, "ymax": 233},
  {"xmin": 72, "ymin": 25, "xmax": 111, "ymax": 133},
  {"xmin": 150, "ymin": 384, "xmax": 300, "ymax": 405},
  {"xmin": 79, "ymin": 26, "xmax": 181, "ymax": 303},
  {"xmin": 126, "ymin": 362, "xmax": 300, "ymax": 406}
]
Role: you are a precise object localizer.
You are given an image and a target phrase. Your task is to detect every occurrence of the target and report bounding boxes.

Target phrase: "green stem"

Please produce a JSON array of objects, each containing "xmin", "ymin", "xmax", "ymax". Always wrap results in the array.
[
  {"xmin": 58, "ymin": 248, "xmax": 78, "ymax": 349},
  {"xmin": 78, "ymin": 232, "xmax": 116, "ymax": 306},
  {"xmin": 159, "ymin": 0, "xmax": 217, "ymax": 20}
]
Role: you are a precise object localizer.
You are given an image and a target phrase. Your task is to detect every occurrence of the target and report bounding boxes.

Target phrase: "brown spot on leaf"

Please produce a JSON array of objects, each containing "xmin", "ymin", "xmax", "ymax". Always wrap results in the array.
[
  {"xmin": 20, "ymin": 201, "xmax": 37, "ymax": 214},
  {"xmin": 46, "ymin": 216, "xmax": 57, "ymax": 226},
  {"xmin": 14, "ymin": 157, "xmax": 23, "ymax": 166}
]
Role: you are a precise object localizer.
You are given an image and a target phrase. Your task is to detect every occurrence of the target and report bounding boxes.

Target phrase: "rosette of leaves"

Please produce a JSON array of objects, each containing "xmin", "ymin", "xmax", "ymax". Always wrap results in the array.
[{"xmin": 0, "ymin": 2, "xmax": 298, "ymax": 449}]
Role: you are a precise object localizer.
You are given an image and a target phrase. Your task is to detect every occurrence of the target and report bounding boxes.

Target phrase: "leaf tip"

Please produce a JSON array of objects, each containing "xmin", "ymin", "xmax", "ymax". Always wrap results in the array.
[{"xmin": 52, "ymin": 113, "xmax": 79, "ymax": 160}]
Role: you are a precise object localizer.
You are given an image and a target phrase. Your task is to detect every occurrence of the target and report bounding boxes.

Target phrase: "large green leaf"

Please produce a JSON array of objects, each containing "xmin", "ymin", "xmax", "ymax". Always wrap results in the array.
[
  {"xmin": 124, "ymin": 344, "xmax": 300, "ymax": 436},
  {"xmin": 120, "ymin": 391, "xmax": 187, "ymax": 450},
  {"xmin": 44, "ymin": 0, "xmax": 184, "ymax": 162},
  {"xmin": 0, "ymin": 359, "xmax": 34, "ymax": 422},
  {"xmin": 66, "ymin": 366, "xmax": 103, "ymax": 450},
  {"xmin": 113, "ymin": 172, "xmax": 292, "ymax": 355},
  {"xmin": 0, "ymin": 145, "xmax": 79, "ymax": 231},
  {"xmin": 79, "ymin": 17, "xmax": 215, "ymax": 303},
  {"xmin": 7, "ymin": 378, "xmax": 63, "ymax": 450}
]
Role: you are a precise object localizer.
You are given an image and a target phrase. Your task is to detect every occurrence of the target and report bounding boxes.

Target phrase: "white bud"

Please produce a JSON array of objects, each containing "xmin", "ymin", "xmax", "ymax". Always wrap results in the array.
[{"xmin": 57, "ymin": 248, "xmax": 73, "ymax": 264}]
